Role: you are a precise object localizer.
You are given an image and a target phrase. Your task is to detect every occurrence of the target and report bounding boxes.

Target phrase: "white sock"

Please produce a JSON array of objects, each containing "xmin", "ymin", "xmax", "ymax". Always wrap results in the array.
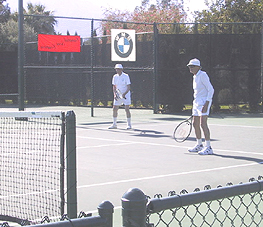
[
  {"xmin": 113, "ymin": 117, "xmax": 117, "ymax": 125},
  {"xmin": 197, "ymin": 139, "xmax": 202, "ymax": 146},
  {"xmin": 205, "ymin": 140, "xmax": 211, "ymax": 147},
  {"xmin": 127, "ymin": 118, "xmax": 131, "ymax": 126}
]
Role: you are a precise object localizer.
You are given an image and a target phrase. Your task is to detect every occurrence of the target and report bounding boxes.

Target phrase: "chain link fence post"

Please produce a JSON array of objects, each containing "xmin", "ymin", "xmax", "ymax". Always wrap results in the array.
[
  {"xmin": 98, "ymin": 201, "xmax": 114, "ymax": 227},
  {"xmin": 90, "ymin": 19, "xmax": 95, "ymax": 117},
  {"xmin": 153, "ymin": 22, "xmax": 159, "ymax": 114},
  {"xmin": 18, "ymin": 0, "xmax": 25, "ymax": 111},
  {"xmin": 122, "ymin": 188, "xmax": 148, "ymax": 227},
  {"xmin": 261, "ymin": 21, "xmax": 263, "ymax": 112}
]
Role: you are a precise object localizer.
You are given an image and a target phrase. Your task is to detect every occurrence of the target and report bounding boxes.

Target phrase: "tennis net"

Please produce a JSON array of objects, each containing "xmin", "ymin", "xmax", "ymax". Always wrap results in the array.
[{"xmin": 0, "ymin": 111, "xmax": 66, "ymax": 225}]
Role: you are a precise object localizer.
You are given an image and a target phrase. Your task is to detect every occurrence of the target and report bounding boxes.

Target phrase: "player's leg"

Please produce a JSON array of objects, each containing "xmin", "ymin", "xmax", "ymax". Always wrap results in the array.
[
  {"xmin": 200, "ymin": 100, "xmax": 212, "ymax": 144},
  {"xmin": 113, "ymin": 105, "xmax": 119, "ymax": 118},
  {"xmin": 198, "ymin": 115, "xmax": 213, "ymax": 155},
  {"xmin": 124, "ymin": 93, "xmax": 132, "ymax": 129},
  {"xmin": 198, "ymin": 99, "xmax": 213, "ymax": 154},
  {"xmin": 200, "ymin": 115, "xmax": 210, "ymax": 141},
  {"xmin": 193, "ymin": 116, "xmax": 202, "ymax": 140},
  {"xmin": 188, "ymin": 116, "xmax": 204, "ymax": 152},
  {"xmin": 109, "ymin": 105, "xmax": 119, "ymax": 129},
  {"xmin": 125, "ymin": 105, "xmax": 132, "ymax": 129}
]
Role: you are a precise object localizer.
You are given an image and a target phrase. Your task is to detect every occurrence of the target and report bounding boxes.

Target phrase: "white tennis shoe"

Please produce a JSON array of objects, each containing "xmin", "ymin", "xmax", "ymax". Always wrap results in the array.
[
  {"xmin": 198, "ymin": 146, "xmax": 213, "ymax": 155},
  {"xmin": 108, "ymin": 124, "xmax": 117, "ymax": 129},
  {"xmin": 126, "ymin": 125, "xmax": 132, "ymax": 130},
  {"xmin": 188, "ymin": 144, "xmax": 203, "ymax": 152}
]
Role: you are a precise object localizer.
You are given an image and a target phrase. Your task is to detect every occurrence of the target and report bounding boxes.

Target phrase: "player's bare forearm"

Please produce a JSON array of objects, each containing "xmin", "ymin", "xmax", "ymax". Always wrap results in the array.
[
  {"xmin": 123, "ymin": 85, "xmax": 130, "ymax": 98},
  {"xmin": 202, "ymin": 101, "xmax": 209, "ymax": 113},
  {"xmin": 113, "ymin": 85, "xmax": 117, "ymax": 100}
]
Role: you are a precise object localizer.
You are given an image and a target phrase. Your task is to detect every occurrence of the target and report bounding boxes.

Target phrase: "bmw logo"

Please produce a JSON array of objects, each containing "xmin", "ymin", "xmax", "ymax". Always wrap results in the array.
[{"xmin": 114, "ymin": 32, "xmax": 134, "ymax": 58}]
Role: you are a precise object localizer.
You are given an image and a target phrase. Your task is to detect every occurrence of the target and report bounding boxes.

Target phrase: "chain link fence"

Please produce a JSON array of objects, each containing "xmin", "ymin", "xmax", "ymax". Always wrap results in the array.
[
  {"xmin": 146, "ymin": 176, "xmax": 263, "ymax": 227},
  {"xmin": 1, "ymin": 176, "xmax": 262, "ymax": 227},
  {"xmin": 21, "ymin": 17, "xmax": 155, "ymax": 116},
  {"xmin": 1, "ymin": 15, "xmax": 263, "ymax": 113},
  {"xmin": 155, "ymin": 22, "xmax": 263, "ymax": 113}
]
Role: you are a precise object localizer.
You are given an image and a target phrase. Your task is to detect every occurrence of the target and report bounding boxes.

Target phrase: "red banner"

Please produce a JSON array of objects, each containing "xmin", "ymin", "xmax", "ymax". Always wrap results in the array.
[{"xmin": 38, "ymin": 34, "xmax": 81, "ymax": 52}]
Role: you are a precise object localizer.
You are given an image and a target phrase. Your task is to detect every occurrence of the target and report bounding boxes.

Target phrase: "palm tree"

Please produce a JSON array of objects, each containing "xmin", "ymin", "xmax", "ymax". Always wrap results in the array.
[{"xmin": 24, "ymin": 3, "xmax": 57, "ymax": 34}]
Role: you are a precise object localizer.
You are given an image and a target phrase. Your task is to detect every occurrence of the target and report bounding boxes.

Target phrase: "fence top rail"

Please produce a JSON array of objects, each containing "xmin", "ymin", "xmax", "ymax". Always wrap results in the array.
[
  {"xmin": 147, "ymin": 179, "xmax": 263, "ymax": 214},
  {"xmin": 23, "ymin": 14, "xmax": 263, "ymax": 26},
  {"xmin": 24, "ymin": 65, "xmax": 154, "ymax": 71},
  {"xmin": 156, "ymin": 21, "xmax": 263, "ymax": 25},
  {"xmin": 24, "ymin": 14, "xmax": 154, "ymax": 25}
]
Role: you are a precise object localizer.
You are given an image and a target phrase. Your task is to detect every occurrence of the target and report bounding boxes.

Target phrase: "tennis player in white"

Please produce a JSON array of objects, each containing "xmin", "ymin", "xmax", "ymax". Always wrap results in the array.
[
  {"xmin": 187, "ymin": 58, "xmax": 214, "ymax": 155},
  {"xmin": 109, "ymin": 64, "xmax": 132, "ymax": 129}
]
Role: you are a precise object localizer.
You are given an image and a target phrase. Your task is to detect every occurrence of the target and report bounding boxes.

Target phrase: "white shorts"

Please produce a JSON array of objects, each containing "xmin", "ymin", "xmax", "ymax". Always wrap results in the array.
[
  {"xmin": 113, "ymin": 95, "xmax": 131, "ymax": 106},
  {"xmin": 192, "ymin": 98, "xmax": 212, "ymax": 116}
]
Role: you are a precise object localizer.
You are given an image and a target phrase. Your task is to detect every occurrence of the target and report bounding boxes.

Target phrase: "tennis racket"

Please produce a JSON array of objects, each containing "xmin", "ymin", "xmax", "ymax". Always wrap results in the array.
[
  {"xmin": 115, "ymin": 89, "xmax": 126, "ymax": 100},
  {"xmin": 173, "ymin": 116, "xmax": 193, "ymax": 143}
]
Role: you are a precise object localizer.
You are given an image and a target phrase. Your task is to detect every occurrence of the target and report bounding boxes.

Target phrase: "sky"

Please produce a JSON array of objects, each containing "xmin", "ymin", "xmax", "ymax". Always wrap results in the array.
[{"xmin": 7, "ymin": 0, "xmax": 209, "ymax": 37}]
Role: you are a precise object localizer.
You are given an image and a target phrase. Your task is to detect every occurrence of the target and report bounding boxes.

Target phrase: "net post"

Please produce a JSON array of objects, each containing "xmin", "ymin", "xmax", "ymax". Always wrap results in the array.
[
  {"xmin": 60, "ymin": 112, "xmax": 66, "ymax": 216},
  {"xmin": 66, "ymin": 111, "xmax": 77, "ymax": 219}
]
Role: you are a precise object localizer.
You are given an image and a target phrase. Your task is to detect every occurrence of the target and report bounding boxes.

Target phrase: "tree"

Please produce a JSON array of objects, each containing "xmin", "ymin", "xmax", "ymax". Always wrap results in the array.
[
  {"xmin": 0, "ymin": 2, "xmax": 57, "ymax": 50},
  {"xmin": 24, "ymin": 3, "xmax": 57, "ymax": 34},
  {"xmin": 0, "ymin": 0, "xmax": 10, "ymax": 23},
  {"xmin": 193, "ymin": 0, "xmax": 263, "ymax": 34},
  {"xmin": 100, "ymin": 0, "xmax": 186, "ymax": 35},
  {"xmin": 0, "ymin": 19, "xmax": 37, "ymax": 50},
  {"xmin": 101, "ymin": 8, "xmax": 133, "ymax": 35}
]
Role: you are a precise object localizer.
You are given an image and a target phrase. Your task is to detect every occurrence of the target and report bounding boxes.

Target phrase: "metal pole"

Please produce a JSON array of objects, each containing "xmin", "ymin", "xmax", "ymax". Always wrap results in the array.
[
  {"xmin": 90, "ymin": 19, "xmax": 94, "ymax": 117},
  {"xmin": 66, "ymin": 111, "xmax": 77, "ymax": 219},
  {"xmin": 153, "ymin": 23, "xmax": 159, "ymax": 114},
  {"xmin": 18, "ymin": 0, "xmax": 25, "ymax": 110},
  {"xmin": 261, "ymin": 21, "xmax": 263, "ymax": 112},
  {"xmin": 60, "ymin": 112, "xmax": 66, "ymax": 216}
]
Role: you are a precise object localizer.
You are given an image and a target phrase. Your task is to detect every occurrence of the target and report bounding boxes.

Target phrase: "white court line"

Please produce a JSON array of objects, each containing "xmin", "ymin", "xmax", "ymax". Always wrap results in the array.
[
  {"xmin": 77, "ymin": 122, "xmax": 263, "ymax": 130},
  {"xmin": 215, "ymin": 148, "xmax": 263, "ymax": 156},
  {"xmin": 78, "ymin": 142, "xmax": 137, "ymax": 149},
  {"xmin": 0, "ymin": 189, "xmax": 59, "ymax": 199},
  {"xmin": 210, "ymin": 124, "xmax": 263, "ymax": 129},
  {"xmin": 77, "ymin": 161, "xmax": 262, "ymax": 190},
  {"xmin": 77, "ymin": 136, "xmax": 263, "ymax": 156}
]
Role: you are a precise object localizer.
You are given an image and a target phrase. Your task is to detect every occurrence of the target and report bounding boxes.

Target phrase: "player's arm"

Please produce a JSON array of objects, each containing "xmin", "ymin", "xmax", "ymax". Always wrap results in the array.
[
  {"xmin": 122, "ymin": 84, "xmax": 130, "ymax": 98},
  {"xmin": 113, "ymin": 85, "xmax": 117, "ymax": 100},
  {"xmin": 202, "ymin": 101, "xmax": 210, "ymax": 113},
  {"xmin": 201, "ymin": 74, "xmax": 214, "ymax": 113}
]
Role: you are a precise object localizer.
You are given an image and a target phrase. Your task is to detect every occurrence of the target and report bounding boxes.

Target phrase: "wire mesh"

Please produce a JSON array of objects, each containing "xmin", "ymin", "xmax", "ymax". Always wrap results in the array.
[
  {"xmin": 147, "ymin": 177, "xmax": 263, "ymax": 227},
  {"xmin": 0, "ymin": 112, "xmax": 65, "ymax": 225}
]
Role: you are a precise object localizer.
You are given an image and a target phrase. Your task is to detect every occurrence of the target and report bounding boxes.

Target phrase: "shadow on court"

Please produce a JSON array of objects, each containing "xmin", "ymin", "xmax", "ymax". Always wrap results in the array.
[{"xmin": 213, "ymin": 154, "xmax": 263, "ymax": 164}]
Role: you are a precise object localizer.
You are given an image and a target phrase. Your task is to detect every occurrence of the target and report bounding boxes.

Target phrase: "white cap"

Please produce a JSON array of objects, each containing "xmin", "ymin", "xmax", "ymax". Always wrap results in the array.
[
  {"xmin": 114, "ymin": 64, "xmax": 123, "ymax": 69},
  {"xmin": 187, "ymin": 58, "xmax": 201, "ymax": 67}
]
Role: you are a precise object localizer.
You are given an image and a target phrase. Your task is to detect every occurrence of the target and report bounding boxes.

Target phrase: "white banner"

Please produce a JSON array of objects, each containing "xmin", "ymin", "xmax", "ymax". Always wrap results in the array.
[{"xmin": 111, "ymin": 29, "xmax": 136, "ymax": 62}]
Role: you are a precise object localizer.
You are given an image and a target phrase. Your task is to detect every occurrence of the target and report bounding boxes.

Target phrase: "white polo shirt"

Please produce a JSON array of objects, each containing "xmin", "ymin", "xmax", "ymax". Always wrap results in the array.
[
  {"xmin": 112, "ymin": 72, "xmax": 131, "ymax": 94},
  {"xmin": 193, "ymin": 70, "xmax": 214, "ymax": 102}
]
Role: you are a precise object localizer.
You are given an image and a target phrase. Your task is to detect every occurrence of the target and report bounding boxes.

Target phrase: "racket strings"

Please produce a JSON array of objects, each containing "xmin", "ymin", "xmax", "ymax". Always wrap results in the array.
[{"xmin": 173, "ymin": 121, "xmax": 192, "ymax": 142}]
